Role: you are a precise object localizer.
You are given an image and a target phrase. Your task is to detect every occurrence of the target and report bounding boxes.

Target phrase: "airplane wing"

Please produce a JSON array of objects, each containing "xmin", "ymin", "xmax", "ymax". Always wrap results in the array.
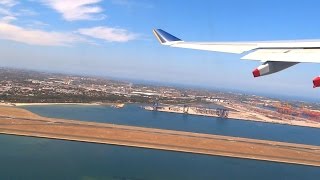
[{"xmin": 153, "ymin": 29, "xmax": 320, "ymax": 88}]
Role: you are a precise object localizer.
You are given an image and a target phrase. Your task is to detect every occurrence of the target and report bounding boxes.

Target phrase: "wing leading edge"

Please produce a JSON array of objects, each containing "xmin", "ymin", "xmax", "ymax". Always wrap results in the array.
[
  {"xmin": 153, "ymin": 29, "xmax": 320, "ymax": 88},
  {"xmin": 153, "ymin": 29, "xmax": 258, "ymax": 53}
]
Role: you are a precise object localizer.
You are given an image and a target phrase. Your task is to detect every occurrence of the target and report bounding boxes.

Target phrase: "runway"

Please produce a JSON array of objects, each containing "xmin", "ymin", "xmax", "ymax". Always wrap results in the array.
[{"xmin": 0, "ymin": 106, "xmax": 320, "ymax": 167}]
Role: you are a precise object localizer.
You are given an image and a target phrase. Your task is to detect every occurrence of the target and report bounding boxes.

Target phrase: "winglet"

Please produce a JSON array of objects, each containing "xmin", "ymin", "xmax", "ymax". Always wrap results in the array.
[{"xmin": 152, "ymin": 29, "xmax": 182, "ymax": 44}]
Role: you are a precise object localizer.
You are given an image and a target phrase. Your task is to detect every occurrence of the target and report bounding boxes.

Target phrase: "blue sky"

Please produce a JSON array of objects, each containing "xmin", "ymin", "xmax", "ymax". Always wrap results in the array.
[{"xmin": 1, "ymin": 0, "xmax": 320, "ymax": 100}]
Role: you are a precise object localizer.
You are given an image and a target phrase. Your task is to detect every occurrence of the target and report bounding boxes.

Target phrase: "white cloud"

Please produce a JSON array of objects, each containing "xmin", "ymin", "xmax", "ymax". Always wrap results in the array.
[
  {"xmin": 27, "ymin": 20, "xmax": 49, "ymax": 28},
  {"xmin": 18, "ymin": 8, "xmax": 38, "ymax": 16},
  {"xmin": 78, "ymin": 26, "xmax": 138, "ymax": 42},
  {"xmin": 0, "ymin": 0, "xmax": 37, "ymax": 17},
  {"xmin": 0, "ymin": 7, "xmax": 12, "ymax": 15},
  {"xmin": 0, "ymin": 0, "xmax": 17, "ymax": 16},
  {"xmin": 0, "ymin": 0, "xmax": 18, "ymax": 7},
  {"xmin": 42, "ymin": 0, "xmax": 105, "ymax": 21},
  {"xmin": 0, "ymin": 15, "xmax": 15, "ymax": 22},
  {"xmin": 0, "ymin": 22, "xmax": 84, "ymax": 46},
  {"xmin": 0, "ymin": 1, "xmax": 16, "ymax": 23}
]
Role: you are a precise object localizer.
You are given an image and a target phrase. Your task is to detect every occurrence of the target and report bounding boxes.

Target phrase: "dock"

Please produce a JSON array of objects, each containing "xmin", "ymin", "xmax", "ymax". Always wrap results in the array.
[{"xmin": 0, "ymin": 106, "xmax": 320, "ymax": 167}]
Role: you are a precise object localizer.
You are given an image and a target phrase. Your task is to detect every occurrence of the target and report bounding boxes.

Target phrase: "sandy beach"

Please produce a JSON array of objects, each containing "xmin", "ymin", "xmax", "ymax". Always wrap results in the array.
[
  {"xmin": 0, "ymin": 102, "xmax": 125, "ymax": 107},
  {"xmin": 14, "ymin": 103, "xmax": 101, "ymax": 106}
]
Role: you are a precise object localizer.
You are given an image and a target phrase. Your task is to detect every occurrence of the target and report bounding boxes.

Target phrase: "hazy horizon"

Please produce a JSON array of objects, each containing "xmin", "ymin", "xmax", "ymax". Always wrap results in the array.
[
  {"xmin": 1, "ymin": 66, "xmax": 317, "ymax": 103},
  {"xmin": 1, "ymin": 0, "xmax": 320, "ymax": 100}
]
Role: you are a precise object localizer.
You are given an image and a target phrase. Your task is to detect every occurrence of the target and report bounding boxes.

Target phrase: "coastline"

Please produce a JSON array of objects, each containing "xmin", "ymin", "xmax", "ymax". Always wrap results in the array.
[
  {"xmin": 15, "ymin": 103, "xmax": 101, "ymax": 106},
  {"xmin": 0, "ymin": 102, "xmax": 125, "ymax": 107},
  {"xmin": 144, "ymin": 105, "xmax": 320, "ymax": 129},
  {"xmin": 0, "ymin": 105, "xmax": 319, "ymax": 167},
  {"xmin": 1, "ymin": 102, "xmax": 319, "ymax": 129}
]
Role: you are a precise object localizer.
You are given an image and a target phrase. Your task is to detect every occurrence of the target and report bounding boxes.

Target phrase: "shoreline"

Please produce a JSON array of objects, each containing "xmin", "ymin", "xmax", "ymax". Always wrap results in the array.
[
  {"xmin": 144, "ymin": 105, "xmax": 320, "ymax": 129},
  {"xmin": 1, "ymin": 102, "xmax": 319, "ymax": 129},
  {"xmin": 0, "ymin": 106, "xmax": 319, "ymax": 167},
  {"xmin": 0, "ymin": 102, "xmax": 125, "ymax": 107}
]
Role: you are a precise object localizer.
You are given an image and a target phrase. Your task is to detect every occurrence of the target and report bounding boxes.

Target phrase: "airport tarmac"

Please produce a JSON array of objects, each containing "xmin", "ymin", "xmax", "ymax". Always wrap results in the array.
[{"xmin": 0, "ymin": 106, "xmax": 320, "ymax": 167}]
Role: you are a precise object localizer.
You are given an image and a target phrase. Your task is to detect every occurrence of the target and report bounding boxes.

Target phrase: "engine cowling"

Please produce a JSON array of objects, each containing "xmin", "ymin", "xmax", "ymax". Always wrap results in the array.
[
  {"xmin": 313, "ymin": 77, "xmax": 320, "ymax": 88},
  {"xmin": 252, "ymin": 61, "xmax": 299, "ymax": 78}
]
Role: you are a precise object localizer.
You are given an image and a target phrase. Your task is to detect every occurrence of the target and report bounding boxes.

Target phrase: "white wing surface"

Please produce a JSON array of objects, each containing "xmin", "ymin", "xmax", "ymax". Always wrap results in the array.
[{"xmin": 153, "ymin": 29, "xmax": 320, "ymax": 88}]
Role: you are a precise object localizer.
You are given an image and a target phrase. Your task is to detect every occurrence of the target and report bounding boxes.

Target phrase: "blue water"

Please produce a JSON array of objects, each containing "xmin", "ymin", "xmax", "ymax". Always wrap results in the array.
[
  {"xmin": 0, "ymin": 104, "xmax": 319, "ymax": 179},
  {"xmin": 25, "ymin": 104, "xmax": 320, "ymax": 146}
]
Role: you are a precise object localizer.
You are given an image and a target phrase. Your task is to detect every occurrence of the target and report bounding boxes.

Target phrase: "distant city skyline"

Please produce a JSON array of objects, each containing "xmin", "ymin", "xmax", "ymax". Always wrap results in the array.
[{"xmin": 1, "ymin": 0, "xmax": 320, "ymax": 100}]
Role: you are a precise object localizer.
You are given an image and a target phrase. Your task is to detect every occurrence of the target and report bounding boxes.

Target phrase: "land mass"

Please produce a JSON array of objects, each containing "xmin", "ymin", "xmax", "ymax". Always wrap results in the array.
[
  {"xmin": 1, "ymin": 67, "xmax": 320, "ymax": 128},
  {"xmin": 0, "ymin": 106, "xmax": 320, "ymax": 167},
  {"xmin": 144, "ymin": 104, "xmax": 320, "ymax": 129}
]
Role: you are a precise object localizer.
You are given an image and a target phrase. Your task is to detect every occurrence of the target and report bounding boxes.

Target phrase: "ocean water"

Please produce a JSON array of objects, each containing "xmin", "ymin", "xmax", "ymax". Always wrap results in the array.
[
  {"xmin": 25, "ymin": 104, "xmax": 320, "ymax": 145},
  {"xmin": 0, "ymin": 104, "xmax": 319, "ymax": 179}
]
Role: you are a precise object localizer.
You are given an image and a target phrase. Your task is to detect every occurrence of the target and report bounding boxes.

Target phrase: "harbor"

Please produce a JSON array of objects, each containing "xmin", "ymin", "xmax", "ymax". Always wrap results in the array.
[{"xmin": 143, "ymin": 103, "xmax": 320, "ymax": 129}]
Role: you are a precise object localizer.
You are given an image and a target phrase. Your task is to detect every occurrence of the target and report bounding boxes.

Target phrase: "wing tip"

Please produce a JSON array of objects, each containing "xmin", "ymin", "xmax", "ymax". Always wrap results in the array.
[
  {"xmin": 152, "ymin": 29, "xmax": 181, "ymax": 44},
  {"xmin": 152, "ymin": 29, "xmax": 166, "ymax": 44}
]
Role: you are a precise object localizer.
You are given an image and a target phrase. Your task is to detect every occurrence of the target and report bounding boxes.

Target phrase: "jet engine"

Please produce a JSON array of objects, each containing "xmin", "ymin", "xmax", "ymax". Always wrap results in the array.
[
  {"xmin": 252, "ymin": 61, "xmax": 299, "ymax": 77},
  {"xmin": 313, "ymin": 77, "xmax": 320, "ymax": 88}
]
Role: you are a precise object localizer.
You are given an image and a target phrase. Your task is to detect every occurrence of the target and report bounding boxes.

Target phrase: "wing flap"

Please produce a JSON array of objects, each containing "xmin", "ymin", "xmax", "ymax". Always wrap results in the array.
[
  {"xmin": 242, "ymin": 49, "xmax": 320, "ymax": 63},
  {"xmin": 172, "ymin": 42, "xmax": 257, "ymax": 54}
]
